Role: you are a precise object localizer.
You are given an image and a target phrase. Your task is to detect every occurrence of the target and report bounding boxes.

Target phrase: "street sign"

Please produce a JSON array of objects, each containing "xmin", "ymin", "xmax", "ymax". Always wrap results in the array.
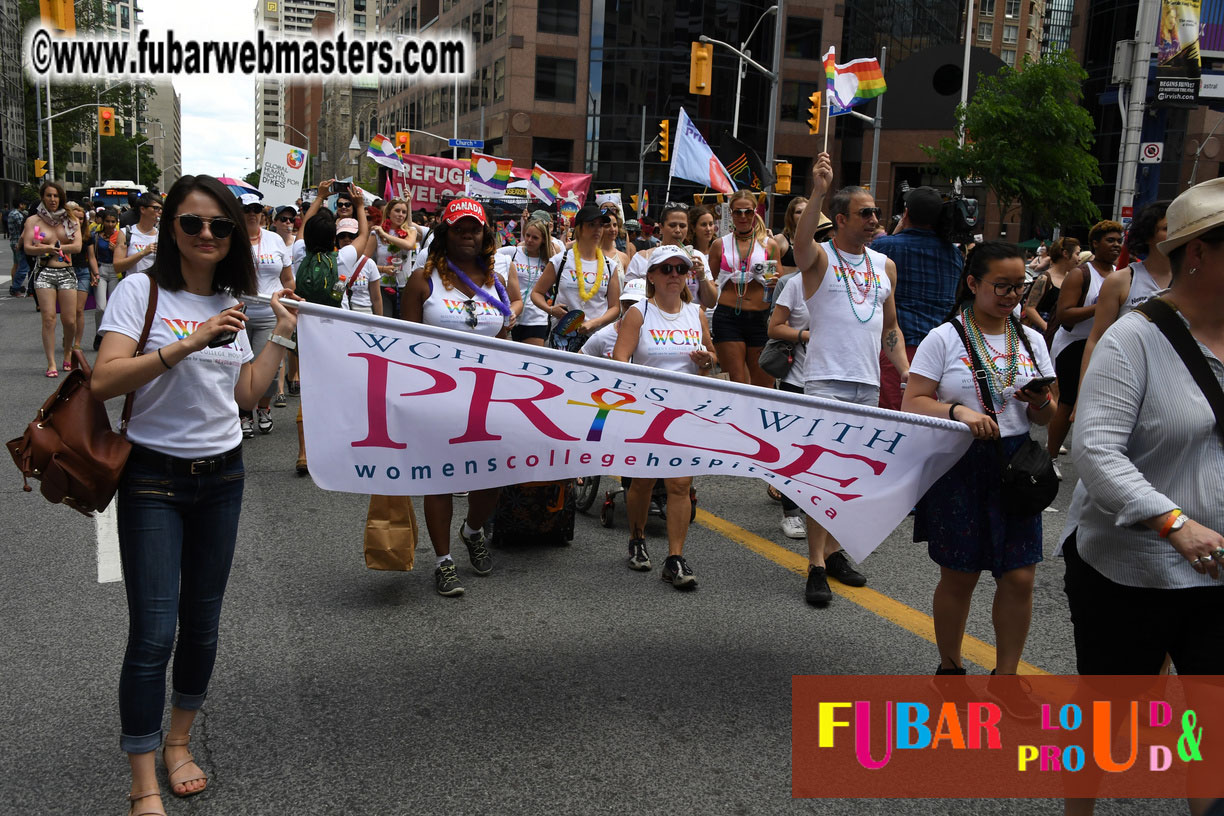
[
  {"xmin": 448, "ymin": 139, "xmax": 484, "ymax": 149},
  {"xmin": 1120, "ymin": 205, "xmax": 1133, "ymax": 228},
  {"xmin": 1139, "ymin": 142, "xmax": 1163, "ymax": 164}
]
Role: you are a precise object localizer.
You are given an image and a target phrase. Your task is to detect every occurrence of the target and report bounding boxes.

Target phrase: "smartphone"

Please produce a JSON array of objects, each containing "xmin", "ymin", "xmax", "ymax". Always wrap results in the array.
[
  {"xmin": 207, "ymin": 303, "xmax": 246, "ymax": 348},
  {"xmin": 1021, "ymin": 376, "xmax": 1056, "ymax": 393}
]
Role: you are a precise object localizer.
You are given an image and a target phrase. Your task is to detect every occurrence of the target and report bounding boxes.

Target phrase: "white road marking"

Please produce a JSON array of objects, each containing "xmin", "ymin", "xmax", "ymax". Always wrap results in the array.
[{"xmin": 96, "ymin": 504, "xmax": 122, "ymax": 583}]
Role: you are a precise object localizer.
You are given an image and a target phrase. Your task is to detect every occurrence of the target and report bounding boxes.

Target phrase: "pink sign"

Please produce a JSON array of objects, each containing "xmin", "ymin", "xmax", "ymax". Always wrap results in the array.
[{"xmin": 393, "ymin": 154, "xmax": 591, "ymax": 212}]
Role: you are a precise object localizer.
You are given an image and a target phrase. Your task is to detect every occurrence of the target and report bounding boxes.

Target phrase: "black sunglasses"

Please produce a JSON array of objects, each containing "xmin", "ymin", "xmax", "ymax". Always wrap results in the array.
[
  {"xmin": 244, "ymin": 205, "xmax": 264, "ymax": 214},
  {"xmin": 857, "ymin": 207, "xmax": 882, "ymax": 219},
  {"xmin": 463, "ymin": 300, "xmax": 478, "ymax": 329},
  {"xmin": 276, "ymin": 216, "xmax": 295, "ymax": 223},
  {"xmin": 654, "ymin": 263, "xmax": 688, "ymax": 276},
  {"xmin": 336, "ymin": 200, "xmax": 354, "ymax": 208},
  {"xmin": 176, "ymin": 214, "xmax": 236, "ymax": 239}
]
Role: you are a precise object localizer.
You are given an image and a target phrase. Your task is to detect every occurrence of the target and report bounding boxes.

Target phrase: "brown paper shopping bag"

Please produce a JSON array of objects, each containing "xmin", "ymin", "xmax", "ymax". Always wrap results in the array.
[{"xmin": 363, "ymin": 495, "xmax": 418, "ymax": 571}]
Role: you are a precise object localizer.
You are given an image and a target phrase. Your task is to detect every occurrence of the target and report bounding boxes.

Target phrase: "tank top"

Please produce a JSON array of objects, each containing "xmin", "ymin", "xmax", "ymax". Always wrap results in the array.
[
  {"xmin": 1035, "ymin": 276, "xmax": 1060, "ymax": 320},
  {"xmin": 1118, "ymin": 259, "xmax": 1167, "ymax": 319},
  {"xmin": 500, "ymin": 246, "xmax": 549, "ymax": 327},
  {"xmin": 780, "ymin": 236, "xmax": 797, "ymax": 268},
  {"xmin": 716, "ymin": 233, "xmax": 769, "ymax": 295},
  {"xmin": 803, "ymin": 240, "xmax": 893, "ymax": 387},
  {"xmin": 421, "ymin": 268, "xmax": 506, "ymax": 337},
  {"xmin": 94, "ymin": 229, "xmax": 118, "ymax": 264},
  {"xmin": 124, "ymin": 224, "xmax": 158, "ymax": 277},
  {"xmin": 630, "ymin": 299, "xmax": 705, "ymax": 374},
  {"xmin": 1051, "ymin": 263, "xmax": 1109, "ymax": 361}
]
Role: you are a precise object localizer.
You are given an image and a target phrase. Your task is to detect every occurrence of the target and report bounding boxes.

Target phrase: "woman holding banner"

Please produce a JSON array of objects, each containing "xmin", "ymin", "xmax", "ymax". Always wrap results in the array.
[
  {"xmin": 901, "ymin": 242, "xmax": 1055, "ymax": 680},
  {"xmin": 531, "ymin": 203, "xmax": 623, "ymax": 340},
  {"xmin": 613, "ymin": 246, "xmax": 718, "ymax": 589},
  {"xmin": 403, "ymin": 198, "xmax": 518, "ymax": 597},
  {"xmin": 707, "ymin": 189, "xmax": 780, "ymax": 387}
]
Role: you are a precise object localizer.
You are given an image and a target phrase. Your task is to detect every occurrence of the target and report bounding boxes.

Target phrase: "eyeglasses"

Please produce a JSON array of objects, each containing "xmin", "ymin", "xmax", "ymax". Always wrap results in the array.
[
  {"xmin": 463, "ymin": 300, "xmax": 478, "ymax": 329},
  {"xmin": 175, "ymin": 214, "xmax": 236, "ymax": 239},
  {"xmin": 731, "ymin": 208, "xmax": 755, "ymax": 217},
  {"xmin": 984, "ymin": 280, "xmax": 1026, "ymax": 297},
  {"xmin": 654, "ymin": 263, "xmax": 688, "ymax": 276},
  {"xmin": 857, "ymin": 207, "xmax": 882, "ymax": 219},
  {"xmin": 276, "ymin": 216, "xmax": 295, "ymax": 223},
  {"xmin": 244, "ymin": 205, "xmax": 264, "ymax": 214},
  {"xmin": 336, "ymin": 201, "xmax": 354, "ymax": 209}
]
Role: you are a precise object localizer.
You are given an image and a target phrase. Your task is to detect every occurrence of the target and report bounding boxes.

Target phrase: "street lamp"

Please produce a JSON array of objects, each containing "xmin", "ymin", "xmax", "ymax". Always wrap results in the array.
[
  {"xmin": 134, "ymin": 121, "xmax": 165, "ymax": 188},
  {"xmin": 729, "ymin": 5, "xmax": 777, "ymax": 139},
  {"xmin": 283, "ymin": 123, "xmax": 312, "ymax": 187}
]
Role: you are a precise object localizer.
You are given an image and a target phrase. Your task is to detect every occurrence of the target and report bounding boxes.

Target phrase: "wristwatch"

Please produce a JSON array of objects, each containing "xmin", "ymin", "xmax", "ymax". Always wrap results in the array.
[
  {"xmin": 1160, "ymin": 512, "xmax": 1188, "ymax": 538},
  {"xmin": 268, "ymin": 334, "xmax": 296, "ymax": 351}
]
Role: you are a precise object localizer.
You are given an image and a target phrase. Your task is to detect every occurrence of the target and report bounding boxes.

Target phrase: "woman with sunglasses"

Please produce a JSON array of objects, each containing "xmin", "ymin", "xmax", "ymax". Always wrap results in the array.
[
  {"xmin": 403, "ymin": 198, "xmax": 517, "ymax": 597},
  {"xmin": 902, "ymin": 242, "xmax": 1055, "ymax": 681},
  {"xmin": 238, "ymin": 193, "xmax": 294, "ymax": 436},
  {"xmin": 272, "ymin": 205, "xmax": 297, "ymax": 245},
  {"xmin": 114, "ymin": 193, "xmax": 163, "ymax": 280},
  {"xmin": 91, "ymin": 175, "xmax": 299, "ymax": 816},
  {"xmin": 613, "ymin": 246, "xmax": 718, "ymax": 587},
  {"xmin": 531, "ymin": 203, "xmax": 623, "ymax": 339},
  {"xmin": 293, "ymin": 180, "xmax": 375, "ymax": 314},
  {"xmin": 707, "ymin": 190, "xmax": 780, "ymax": 387}
]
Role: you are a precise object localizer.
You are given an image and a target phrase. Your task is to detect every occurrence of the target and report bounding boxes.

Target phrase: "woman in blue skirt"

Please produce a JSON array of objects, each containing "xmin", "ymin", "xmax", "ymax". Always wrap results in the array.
[{"xmin": 902, "ymin": 242, "xmax": 1056, "ymax": 678}]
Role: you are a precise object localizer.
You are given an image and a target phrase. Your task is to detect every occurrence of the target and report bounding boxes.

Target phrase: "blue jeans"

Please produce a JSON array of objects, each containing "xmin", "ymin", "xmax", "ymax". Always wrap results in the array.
[
  {"xmin": 117, "ymin": 446, "xmax": 245, "ymax": 754},
  {"xmin": 10, "ymin": 244, "xmax": 29, "ymax": 294}
]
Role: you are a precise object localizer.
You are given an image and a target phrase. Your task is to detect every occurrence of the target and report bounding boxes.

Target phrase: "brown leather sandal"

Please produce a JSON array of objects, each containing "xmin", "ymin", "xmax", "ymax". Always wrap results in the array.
[
  {"xmin": 162, "ymin": 735, "xmax": 208, "ymax": 797},
  {"xmin": 128, "ymin": 788, "xmax": 166, "ymax": 816}
]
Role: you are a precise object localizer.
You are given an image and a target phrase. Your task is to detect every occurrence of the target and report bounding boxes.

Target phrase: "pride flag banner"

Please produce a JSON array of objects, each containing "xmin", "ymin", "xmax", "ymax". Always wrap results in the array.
[
  {"xmin": 467, "ymin": 151, "xmax": 513, "ymax": 196},
  {"xmin": 669, "ymin": 108, "xmax": 735, "ymax": 195},
  {"xmin": 823, "ymin": 48, "xmax": 887, "ymax": 117},
  {"xmin": 529, "ymin": 163, "xmax": 561, "ymax": 204},
  {"xmin": 367, "ymin": 134, "xmax": 405, "ymax": 172},
  {"xmin": 293, "ymin": 302, "xmax": 972, "ymax": 562}
]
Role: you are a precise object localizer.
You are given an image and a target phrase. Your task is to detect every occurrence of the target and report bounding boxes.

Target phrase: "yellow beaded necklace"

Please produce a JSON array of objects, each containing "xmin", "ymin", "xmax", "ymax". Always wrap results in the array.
[{"xmin": 573, "ymin": 247, "xmax": 606, "ymax": 303}]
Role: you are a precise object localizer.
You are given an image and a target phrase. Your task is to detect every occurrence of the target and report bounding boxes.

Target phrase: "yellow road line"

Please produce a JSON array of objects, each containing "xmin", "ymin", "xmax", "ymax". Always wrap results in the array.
[{"xmin": 693, "ymin": 507, "xmax": 1052, "ymax": 677}]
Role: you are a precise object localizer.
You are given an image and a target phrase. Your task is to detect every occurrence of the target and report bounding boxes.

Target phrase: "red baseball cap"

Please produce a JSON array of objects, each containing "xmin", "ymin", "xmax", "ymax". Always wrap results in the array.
[{"xmin": 441, "ymin": 197, "xmax": 488, "ymax": 226}]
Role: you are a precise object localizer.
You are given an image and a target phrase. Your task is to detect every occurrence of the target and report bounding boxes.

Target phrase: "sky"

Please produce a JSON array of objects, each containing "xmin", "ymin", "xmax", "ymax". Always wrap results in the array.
[{"xmin": 139, "ymin": 0, "xmax": 258, "ymax": 179}]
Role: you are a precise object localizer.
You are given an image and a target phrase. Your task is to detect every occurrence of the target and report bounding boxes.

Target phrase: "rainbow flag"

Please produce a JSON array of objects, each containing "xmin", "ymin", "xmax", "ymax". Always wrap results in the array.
[
  {"xmin": 367, "ymin": 133, "xmax": 404, "ymax": 172},
  {"xmin": 823, "ymin": 47, "xmax": 887, "ymax": 117},
  {"xmin": 529, "ymin": 163, "xmax": 560, "ymax": 204},
  {"xmin": 468, "ymin": 151, "xmax": 513, "ymax": 196},
  {"xmin": 639, "ymin": 189, "xmax": 649, "ymax": 218}
]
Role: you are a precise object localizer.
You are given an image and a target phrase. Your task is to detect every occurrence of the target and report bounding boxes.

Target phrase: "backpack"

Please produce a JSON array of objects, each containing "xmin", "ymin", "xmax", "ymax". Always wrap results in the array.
[{"xmin": 295, "ymin": 250, "xmax": 341, "ymax": 305}]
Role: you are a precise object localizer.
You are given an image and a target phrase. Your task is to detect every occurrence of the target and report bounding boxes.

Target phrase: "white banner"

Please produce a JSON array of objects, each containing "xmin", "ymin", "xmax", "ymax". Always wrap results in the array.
[
  {"xmin": 295, "ymin": 305, "xmax": 972, "ymax": 561},
  {"xmin": 259, "ymin": 139, "xmax": 308, "ymax": 209}
]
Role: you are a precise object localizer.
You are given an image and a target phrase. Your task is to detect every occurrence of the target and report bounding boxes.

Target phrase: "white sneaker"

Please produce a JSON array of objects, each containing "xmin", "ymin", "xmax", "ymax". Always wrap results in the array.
[
  {"xmin": 241, "ymin": 416, "xmax": 254, "ymax": 438},
  {"xmin": 1059, "ymin": 445, "xmax": 1068, "ymax": 455},
  {"xmin": 1051, "ymin": 458, "xmax": 1063, "ymax": 481},
  {"xmin": 257, "ymin": 407, "xmax": 273, "ymax": 434},
  {"xmin": 781, "ymin": 515, "xmax": 806, "ymax": 539}
]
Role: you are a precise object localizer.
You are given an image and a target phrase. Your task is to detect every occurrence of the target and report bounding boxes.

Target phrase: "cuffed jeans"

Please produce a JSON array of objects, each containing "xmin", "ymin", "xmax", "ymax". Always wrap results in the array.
[{"xmin": 116, "ymin": 446, "xmax": 245, "ymax": 754}]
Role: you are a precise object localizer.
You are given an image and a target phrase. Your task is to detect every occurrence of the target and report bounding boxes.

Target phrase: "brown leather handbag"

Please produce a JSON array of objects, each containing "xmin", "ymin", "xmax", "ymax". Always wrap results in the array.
[{"xmin": 6, "ymin": 278, "xmax": 158, "ymax": 516}]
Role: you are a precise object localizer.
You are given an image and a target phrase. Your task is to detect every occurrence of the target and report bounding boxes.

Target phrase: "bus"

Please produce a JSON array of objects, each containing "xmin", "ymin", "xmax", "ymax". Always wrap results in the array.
[{"xmin": 89, "ymin": 180, "xmax": 148, "ymax": 209}]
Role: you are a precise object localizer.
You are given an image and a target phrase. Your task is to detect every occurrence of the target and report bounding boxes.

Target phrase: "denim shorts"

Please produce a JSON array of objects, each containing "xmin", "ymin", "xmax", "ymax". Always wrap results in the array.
[{"xmin": 75, "ymin": 266, "xmax": 91, "ymax": 292}]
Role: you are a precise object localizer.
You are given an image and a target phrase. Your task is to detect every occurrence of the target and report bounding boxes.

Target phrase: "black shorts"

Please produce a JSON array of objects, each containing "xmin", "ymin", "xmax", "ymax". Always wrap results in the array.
[
  {"xmin": 512, "ymin": 323, "xmax": 550, "ymax": 342},
  {"xmin": 1054, "ymin": 338, "xmax": 1087, "ymax": 406},
  {"xmin": 1063, "ymin": 533, "xmax": 1224, "ymax": 674},
  {"xmin": 712, "ymin": 304, "xmax": 769, "ymax": 348}
]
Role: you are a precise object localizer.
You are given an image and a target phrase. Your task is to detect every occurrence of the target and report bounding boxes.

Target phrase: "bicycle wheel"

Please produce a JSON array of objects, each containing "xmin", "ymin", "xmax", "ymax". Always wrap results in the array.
[{"xmin": 575, "ymin": 475, "xmax": 600, "ymax": 512}]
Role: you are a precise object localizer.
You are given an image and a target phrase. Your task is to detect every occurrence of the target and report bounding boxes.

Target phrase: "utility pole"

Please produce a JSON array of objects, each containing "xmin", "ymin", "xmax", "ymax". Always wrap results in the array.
[
  {"xmin": 868, "ymin": 48, "xmax": 887, "ymax": 197},
  {"xmin": 637, "ymin": 105, "xmax": 647, "ymax": 212},
  {"xmin": 762, "ymin": 1, "xmax": 784, "ymax": 226},
  {"xmin": 1115, "ymin": 0, "xmax": 1161, "ymax": 220}
]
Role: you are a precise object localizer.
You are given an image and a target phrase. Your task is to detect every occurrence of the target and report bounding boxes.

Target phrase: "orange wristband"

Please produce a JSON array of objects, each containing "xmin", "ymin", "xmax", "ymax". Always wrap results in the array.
[{"xmin": 1158, "ymin": 509, "xmax": 1183, "ymax": 538}]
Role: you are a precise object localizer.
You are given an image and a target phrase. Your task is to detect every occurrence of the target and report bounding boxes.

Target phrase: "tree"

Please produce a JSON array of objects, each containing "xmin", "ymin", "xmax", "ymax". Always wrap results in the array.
[
  {"xmin": 244, "ymin": 170, "xmax": 261, "ymax": 187},
  {"xmin": 923, "ymin": 50, "xmax": 1101, "ymax": 233},
  {"xmin": 100, "ymin": 133, "xmax": 160, "ymax": 187}
]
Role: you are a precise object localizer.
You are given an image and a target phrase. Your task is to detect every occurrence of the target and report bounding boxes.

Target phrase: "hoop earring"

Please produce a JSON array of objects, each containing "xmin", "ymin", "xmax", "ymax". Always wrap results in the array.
[{"xmin": 1189, "ymin": 267, "xmax": 1198, "ymax": 275}]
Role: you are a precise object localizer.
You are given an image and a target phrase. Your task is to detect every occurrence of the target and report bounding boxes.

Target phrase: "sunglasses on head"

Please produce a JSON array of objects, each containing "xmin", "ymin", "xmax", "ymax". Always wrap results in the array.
[
  {"xmin": 663, "ymin": 201, "xmax": 689, "ymax": 210},
  {"xmin": 175, "ymin": 214, "xmax": 236, "ymax": 239},
  {"xmin": 857, "ymin": 207, "xmax": 882, "ymax": 219},
  {"xmin": 463, "ymin": 300, "xmax": 478, "ymax": 329},
  {"xmin": 654, "ymin": 263, "xmax": 688, "ymax": 276},
  {"xmin": 732, "ymin": 207, "xmax": 755, "ymax": 217}
]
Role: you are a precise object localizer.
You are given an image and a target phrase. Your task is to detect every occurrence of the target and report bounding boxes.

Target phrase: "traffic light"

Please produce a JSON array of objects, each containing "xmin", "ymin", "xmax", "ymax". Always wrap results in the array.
[
  {"xmin": 396, "ymin": 130, "xmax": 410, "ymax": 155},
  {"xmin": 689, "ymin": 42, "xmax": 713, "ymax": 96},
  {"xmin": 34, "ymin": 159, "xmax": 47, "ymax": 178},
  {"xmin": 659, "ymin": 119, "xmax": 670, "ymax": 162},
  {"xmin": 774, "ymin": 162, "xmax": 792, "ymax": 195},
  {"xmin": 629, "ymin": 194, "xmax": 639, "ymax": 214},
  {"xmin": 807, "ymin": 92, "xmax": 821, "ymax": 135},
  {"xmin": 98, "ymin": 106, "xmax": 115, "ymax": 137},
  {"xmin": 39, "ymin": 0, "xmax": 75, "ymax": 35}
]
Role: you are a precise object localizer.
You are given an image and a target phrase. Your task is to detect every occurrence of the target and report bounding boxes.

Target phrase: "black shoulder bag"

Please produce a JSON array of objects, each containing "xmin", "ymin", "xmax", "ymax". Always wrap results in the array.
[
  {"xmin": 1135, "ymin": 298, "xmax": 1224, "ymax": 443},
  {"xmin": 950, "ymin": 315, "xmax": 1060, "ymax": 516}
]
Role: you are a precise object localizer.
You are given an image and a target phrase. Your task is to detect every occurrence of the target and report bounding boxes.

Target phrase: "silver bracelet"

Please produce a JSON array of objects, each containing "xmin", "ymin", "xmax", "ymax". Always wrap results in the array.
[{"xmin": 268, "ymin": 334, "xmax": 296, "ymax": 351}]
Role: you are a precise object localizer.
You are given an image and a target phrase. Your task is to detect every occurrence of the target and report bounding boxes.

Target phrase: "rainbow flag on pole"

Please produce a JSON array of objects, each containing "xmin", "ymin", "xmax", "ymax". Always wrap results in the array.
[
  {"xmin": 529, "ymin": 163, "xmax": 560, "ymax": 204},
  {"xmin": 367, "ymin": 133, "xmax": 405, "ymax": 172},
  {"xmin": 467, "ymin": 151, "xmax": 513, "ymax": 196},
  {"xmin": 823, "ymin": 47, "xmax": 887, "ymax": 117}
]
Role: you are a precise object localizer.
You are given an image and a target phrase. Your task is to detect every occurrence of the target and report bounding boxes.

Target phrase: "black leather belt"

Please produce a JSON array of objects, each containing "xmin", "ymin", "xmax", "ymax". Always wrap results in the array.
[{"xmin": 128, "ymin": 444, "xmax": 243, "ymax": 476}]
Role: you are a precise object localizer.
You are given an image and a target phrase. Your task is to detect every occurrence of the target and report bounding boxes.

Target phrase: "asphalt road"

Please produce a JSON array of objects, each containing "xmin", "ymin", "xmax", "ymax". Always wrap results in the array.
[{"xmin": 0, "ymin": 245, "xmax": 1184, "ymax": 814}]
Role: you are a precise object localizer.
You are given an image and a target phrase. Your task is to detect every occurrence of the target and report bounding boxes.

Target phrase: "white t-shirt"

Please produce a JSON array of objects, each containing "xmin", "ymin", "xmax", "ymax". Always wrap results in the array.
[
  {"xmin": 98, "ymin": 274, "xmax": 254, "ymax": 458},
  {"xmin": 580, "ymin": 321, "xmax": 620, "ymax": 359},
  {"xmin": 772, "ymin": 272, "xmax": 810, "ymax": 389},
  {"xmin": 248, "ymin": 230, "xmax": 291, "ymax": 322},
  {"xmin": 123, "ymin": 224, "xmax": 158, "ymax": 277},
  {"xmin": 803, "ymin": 242, "xmax": 893, "ymax": 387},
  {"xmin": 497, "ymin": 245, "xmax": 549, "ymax": 327},
  {"xmin": 628, "ymin": 299, "xmax": 704, "ymax": 374},
  {"xmin": 547, "ymin": 249, "xmax": 618, "ymax": 319},
  {"xmin": 624, "ymin": 245, "xmax": 712, "ymax": 302},
  {"xmin": 910, "ymin": 317, "xmax": 1055, "ymax": 438}
]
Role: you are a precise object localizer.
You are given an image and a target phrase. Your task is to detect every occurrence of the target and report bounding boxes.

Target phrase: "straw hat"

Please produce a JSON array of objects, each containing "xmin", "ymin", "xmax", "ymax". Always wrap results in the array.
[{"xmin": 1158, "ymin": 177, "xmax": 1224, "ymax": 255}]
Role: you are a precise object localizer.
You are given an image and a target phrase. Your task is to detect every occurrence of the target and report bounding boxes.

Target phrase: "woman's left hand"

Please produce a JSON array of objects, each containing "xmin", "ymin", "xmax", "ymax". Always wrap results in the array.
[
  {"xmin": 269, "ymin": 288, "xmax": 302, "ymax": 333},
  {"xmin": 690, "ymin": 348, "xmax": 715, "ymax": 371}
]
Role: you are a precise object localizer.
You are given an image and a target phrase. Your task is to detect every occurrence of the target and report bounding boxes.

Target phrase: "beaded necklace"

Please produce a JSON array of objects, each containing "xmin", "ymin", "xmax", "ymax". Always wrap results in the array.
[
  {"xmin": 961, "ymin": 304, "xmax": 1019, "ymax": 414},
  {"xmin": 573, "ymin": 245, "xmax": 606, "ymax": 303},
  {"xmin": 729, "ymin": 231, "xmax": 755, "ymax": 314},
  {"xmin": 446, "ymin": 259, "xmax": 512, "ymax": 317},
  {"xmin": 829, "ymin": 240, "xmax": 879, "ymax": 323}
]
